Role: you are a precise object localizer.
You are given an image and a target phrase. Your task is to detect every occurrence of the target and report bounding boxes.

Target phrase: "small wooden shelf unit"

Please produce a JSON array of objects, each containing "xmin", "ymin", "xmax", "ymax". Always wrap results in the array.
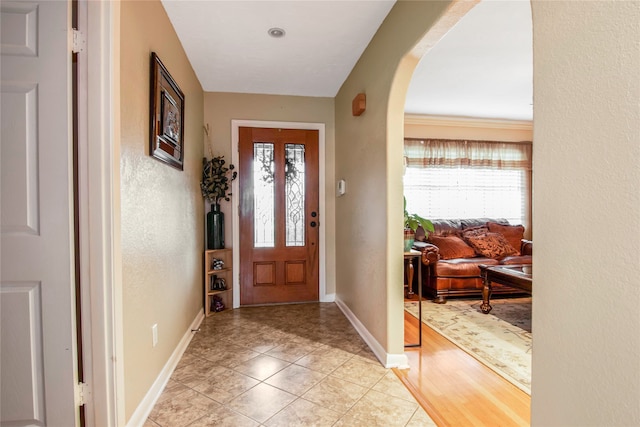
[{"xmin": 204, "ymin": 248, "xmax": 232, "ymax": 316}]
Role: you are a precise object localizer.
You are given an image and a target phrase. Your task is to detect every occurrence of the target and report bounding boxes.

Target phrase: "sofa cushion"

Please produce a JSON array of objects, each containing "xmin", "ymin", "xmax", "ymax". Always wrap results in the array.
[
  {"xmin": 501, "ymin": 255, "xmax": 532, "ymax": 265},
  {"xmin": 434, "ymin": 257, "xmax": 499, "ymax": 277},
  {"xmin": 487, "ymin": 222, "xmax": 525, "ymax": 256},
  {"xmin": 427, "ymin": 235, "xmax": 476, "ymax": 259},
  {"xmin": 416, "ymin": 220, "xmax": 460, "ymax": 241},
  {"xmin": 429, "ymin": 219, "xmax": 463, "ymax": 235},
  {"xmin": 461, "ymin": 218, "xmax": 508, "ymax": 229},
  {"xmin": 465, "ymin": 232, "xmax": 518, "ymax": 259}
]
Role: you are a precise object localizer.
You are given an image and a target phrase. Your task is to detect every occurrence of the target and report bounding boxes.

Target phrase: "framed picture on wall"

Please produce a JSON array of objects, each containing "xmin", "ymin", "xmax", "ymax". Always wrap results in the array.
[{"xmin": 149, "ymin": 52, "xmax": 185, "ymax": 170}]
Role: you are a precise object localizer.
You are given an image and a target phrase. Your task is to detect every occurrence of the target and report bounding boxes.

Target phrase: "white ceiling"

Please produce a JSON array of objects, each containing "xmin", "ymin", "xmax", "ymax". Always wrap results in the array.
[
  {"xmin": 405, "ymin": 0, "xmax": 533, "ymax": 121},
  {"xmin": 161, "ymin": 0, "xmax": 395, "ymax": 97},
  {"xmin": 162, "ymin": 0, "xmax": 533, "ymax": 121}
]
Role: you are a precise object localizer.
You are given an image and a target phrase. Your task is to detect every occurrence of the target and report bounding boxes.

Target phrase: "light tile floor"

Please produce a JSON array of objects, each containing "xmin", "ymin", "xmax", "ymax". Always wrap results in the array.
[{"xmin": 144, "ymin": 303, "xmax": 435, "ymax": 427}]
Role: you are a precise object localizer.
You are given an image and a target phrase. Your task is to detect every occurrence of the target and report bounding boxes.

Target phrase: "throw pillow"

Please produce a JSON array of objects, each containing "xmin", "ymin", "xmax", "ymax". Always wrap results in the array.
[
  {"xmin": 427, "ymin": 235, "xmax": 476, "ymax": 260},
  {"xmin": 487, "ymin": 222, "xmax": 525, "ymax": 255},
  {"xmin": 465, "ymin": 232, "xmax": 518, "ymax": 259},
  {"xmin": 461, "ymin": 226, "xmax": 489, "ymax": 240}
]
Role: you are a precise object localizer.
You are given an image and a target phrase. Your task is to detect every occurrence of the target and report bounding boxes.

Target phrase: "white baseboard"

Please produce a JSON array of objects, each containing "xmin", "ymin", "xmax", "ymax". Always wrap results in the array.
[
  {"xmin": 126, "ymin": 309, "xmax": 205, "ymax": 427},
  {"xmin": 321, "ymin": 292, "xmax": 336, "ymax": 302},
  {"xmin": 334, "ymin": 297, "xmax": 408, "ymax": 369}
]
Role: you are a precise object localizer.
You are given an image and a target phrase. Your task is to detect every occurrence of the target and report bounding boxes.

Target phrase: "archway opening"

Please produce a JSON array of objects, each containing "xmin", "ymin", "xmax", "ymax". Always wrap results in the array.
[{"xmin": 389, "ymin": 1, "xmax": 533, "ymax": 422}]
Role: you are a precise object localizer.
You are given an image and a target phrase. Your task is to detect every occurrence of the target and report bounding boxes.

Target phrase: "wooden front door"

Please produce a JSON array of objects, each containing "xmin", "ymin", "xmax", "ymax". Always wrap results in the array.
[{"xmin": 239, "ymin": 127, "xmax": 319, "ymax": 305}]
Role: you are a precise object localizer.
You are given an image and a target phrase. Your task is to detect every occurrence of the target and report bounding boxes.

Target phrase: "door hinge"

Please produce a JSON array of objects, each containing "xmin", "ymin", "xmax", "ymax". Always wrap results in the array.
[
  {"xmin": 76, "ymin": 382, "xmax": 90, "ymax": 406},
  {"xmin": 72, "ymin": 29, "xmax": 85, "ymax": 54}
]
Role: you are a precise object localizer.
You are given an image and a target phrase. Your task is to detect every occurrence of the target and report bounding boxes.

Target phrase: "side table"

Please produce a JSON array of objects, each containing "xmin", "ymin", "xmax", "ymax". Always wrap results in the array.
[{"xmin": 404, "ymin": 249, "xmax": 422, "ymax": 347}]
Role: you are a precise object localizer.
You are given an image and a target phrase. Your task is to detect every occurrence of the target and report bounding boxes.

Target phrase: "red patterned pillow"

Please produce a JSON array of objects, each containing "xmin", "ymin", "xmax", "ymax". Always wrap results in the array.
[
  {"xmin": 427, "ymin": 235, "xmax": 476, "ymax": 260},
  {"xmin": 487, "ymin": 222, "xmax": 525, "ymax": 255},
  {"xmin": 461, "ymin": 226, "xmax": 489, "ymax": 240},
  {"xmin": 465, "ymin": 232, "xmax": 518, "ymax": 259}
]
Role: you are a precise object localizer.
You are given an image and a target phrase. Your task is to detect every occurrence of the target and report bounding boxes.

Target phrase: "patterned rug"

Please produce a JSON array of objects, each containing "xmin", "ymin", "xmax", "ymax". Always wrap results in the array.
[{"xmin": 404, "ymin": 297, "xmax": 531, "ymax": 394}]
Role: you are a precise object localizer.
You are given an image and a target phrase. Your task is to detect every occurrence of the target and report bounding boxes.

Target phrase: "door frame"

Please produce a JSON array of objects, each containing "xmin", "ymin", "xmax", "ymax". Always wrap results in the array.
[
  {"xmin": 231, "ymin": 120, "xmax": 328, "ymax": 307},
  {"xmin": 82, "ymin": 1, "xmax": 125, "ymax": 425}
]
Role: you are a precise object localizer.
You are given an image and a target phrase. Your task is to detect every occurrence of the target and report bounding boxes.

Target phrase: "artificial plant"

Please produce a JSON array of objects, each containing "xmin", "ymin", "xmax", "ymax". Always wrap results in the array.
[
  {"xmin": 200, "ymin": 156, "xmax": 237, "ymax": 205},
  {"xmin": 404, "ymin": 196, "xmax": 435, "ymax": 235}
]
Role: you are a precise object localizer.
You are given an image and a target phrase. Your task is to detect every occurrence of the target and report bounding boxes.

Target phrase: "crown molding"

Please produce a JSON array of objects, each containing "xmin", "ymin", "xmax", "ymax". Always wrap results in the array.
[{"xmin": 404, "ymin": 114, "xmax": 533, "ymax": 131}]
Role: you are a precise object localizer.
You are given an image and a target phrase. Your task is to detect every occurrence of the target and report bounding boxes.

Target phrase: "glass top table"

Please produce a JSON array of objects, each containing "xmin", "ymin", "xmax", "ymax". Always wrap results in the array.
[{"xmin": 478, "ymin": 264, "xmax": 532, "ymax": 314}]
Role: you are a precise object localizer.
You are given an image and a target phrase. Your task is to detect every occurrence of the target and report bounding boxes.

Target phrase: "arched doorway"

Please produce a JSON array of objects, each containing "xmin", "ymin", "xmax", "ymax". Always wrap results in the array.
[{"xmin": 389, "ymin": 2, "xmax": 532, "ymax": 424}]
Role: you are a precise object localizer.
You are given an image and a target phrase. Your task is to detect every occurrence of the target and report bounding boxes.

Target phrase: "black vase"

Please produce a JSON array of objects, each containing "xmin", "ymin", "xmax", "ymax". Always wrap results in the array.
[{"xmin": 207, "ymin": 203, "xmax": 224, "ymax": 249}]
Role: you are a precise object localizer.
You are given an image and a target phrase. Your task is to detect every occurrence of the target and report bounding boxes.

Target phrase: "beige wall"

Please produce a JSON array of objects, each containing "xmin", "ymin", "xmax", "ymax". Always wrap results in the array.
[
  {"xmin": 531, "ymin": 1, "xmax": 640, "ymax": 425},
  {"xmin": 334, "ymin": 1, "xmax": 455, "ymax": 356},
  {"xmin": 203, "ymin": 92, "xmax": 336, "ymax": 295},
  {"xmin": 119, "ymin": 0, "xmax": 204, "ymax": 420}
]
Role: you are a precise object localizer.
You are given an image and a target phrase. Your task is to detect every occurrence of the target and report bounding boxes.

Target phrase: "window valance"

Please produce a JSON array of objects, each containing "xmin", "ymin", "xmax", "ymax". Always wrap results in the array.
[{"xmin": 404, "ymin": 138, "xmax": 532, "ymax": 170}]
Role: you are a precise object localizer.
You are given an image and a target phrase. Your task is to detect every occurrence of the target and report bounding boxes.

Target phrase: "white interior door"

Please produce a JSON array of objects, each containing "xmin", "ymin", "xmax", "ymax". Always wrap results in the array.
[{"xmin": 1, "ymin": 1, "xmax": 79, "ymax": 425}]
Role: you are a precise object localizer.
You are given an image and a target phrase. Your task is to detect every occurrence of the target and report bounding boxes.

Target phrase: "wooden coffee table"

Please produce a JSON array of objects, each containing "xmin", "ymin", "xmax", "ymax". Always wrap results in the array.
[{"xmin": 479, "ymin": 264, "xmax": 532, "ymax": 314}]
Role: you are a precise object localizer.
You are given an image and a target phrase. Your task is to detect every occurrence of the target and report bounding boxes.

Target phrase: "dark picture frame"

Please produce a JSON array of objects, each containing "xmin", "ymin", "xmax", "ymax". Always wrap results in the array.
[{"xmin": 150, "ymin": 52, "xmax": 185, "ymax": 170}]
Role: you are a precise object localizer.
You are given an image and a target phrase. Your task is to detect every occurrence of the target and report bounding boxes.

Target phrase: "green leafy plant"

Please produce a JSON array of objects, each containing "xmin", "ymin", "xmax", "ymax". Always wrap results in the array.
[
  {"xmin": 201, "ymin": 156, "xmax": 237, "ymax": 205},
  {"xmin": 404, "ymin": 197, "xmax": 434, "ymax": 235}
]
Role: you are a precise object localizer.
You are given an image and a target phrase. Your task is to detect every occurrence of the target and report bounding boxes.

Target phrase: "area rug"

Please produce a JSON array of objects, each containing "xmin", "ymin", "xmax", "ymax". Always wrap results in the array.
[{"xmin": 404, "ymin": 297, "xmax": 531, "ymax": 394}]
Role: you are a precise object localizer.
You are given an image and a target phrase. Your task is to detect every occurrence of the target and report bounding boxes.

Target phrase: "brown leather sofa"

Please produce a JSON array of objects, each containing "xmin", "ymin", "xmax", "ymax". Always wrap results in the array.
[{"xmin": 413, "ymin": 218, "xmax": 532, "ymax": 303}]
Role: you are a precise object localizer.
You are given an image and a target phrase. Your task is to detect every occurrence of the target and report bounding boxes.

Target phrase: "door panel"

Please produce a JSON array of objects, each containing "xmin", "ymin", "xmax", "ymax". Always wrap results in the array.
[
  {"xmin": 239, "ymin": 127, "xmax": 319, "ymax": 305},
  {"xmin": 1, "ymin": 1, "xmax": 78, "ymax": 425}
]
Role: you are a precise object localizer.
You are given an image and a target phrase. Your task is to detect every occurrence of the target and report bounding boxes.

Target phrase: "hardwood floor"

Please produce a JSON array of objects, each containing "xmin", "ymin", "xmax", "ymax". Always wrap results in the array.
[{"xmin": 394, "ymin": 304, "xmax": 531, "ymax": 427}]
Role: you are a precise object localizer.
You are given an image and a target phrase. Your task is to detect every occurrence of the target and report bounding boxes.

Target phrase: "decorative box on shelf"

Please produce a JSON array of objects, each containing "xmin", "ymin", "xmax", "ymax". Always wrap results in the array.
[{"xmin": 204, "ymin": 248, "xmax": 232, "ymax": 316}]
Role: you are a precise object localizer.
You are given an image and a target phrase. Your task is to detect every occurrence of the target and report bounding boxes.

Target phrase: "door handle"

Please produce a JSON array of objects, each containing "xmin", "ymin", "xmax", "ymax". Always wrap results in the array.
[
  {"xmin": 311, "ymin": 211, "xmax": 317, "ymax": 218},
  {"xmin": 310, "ymin": 221, "xmax": 317, "ymax": 228}
]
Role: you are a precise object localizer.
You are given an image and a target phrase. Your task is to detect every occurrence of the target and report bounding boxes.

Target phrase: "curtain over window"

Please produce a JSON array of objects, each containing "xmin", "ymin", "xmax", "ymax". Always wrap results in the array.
[{"xmin": 404, "ymin": 138, "xmax": 532, "ymax": 229}]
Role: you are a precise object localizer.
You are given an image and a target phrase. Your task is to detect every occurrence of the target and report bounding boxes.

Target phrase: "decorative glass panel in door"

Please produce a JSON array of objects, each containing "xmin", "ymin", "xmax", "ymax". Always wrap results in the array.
[
  {"xmin": 253, "ymin": 143, "xmax": 275, "ymax": 248},
  {"xmin": 285, "ymin": 144, "xmax": 305, "ymax": 247}
]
